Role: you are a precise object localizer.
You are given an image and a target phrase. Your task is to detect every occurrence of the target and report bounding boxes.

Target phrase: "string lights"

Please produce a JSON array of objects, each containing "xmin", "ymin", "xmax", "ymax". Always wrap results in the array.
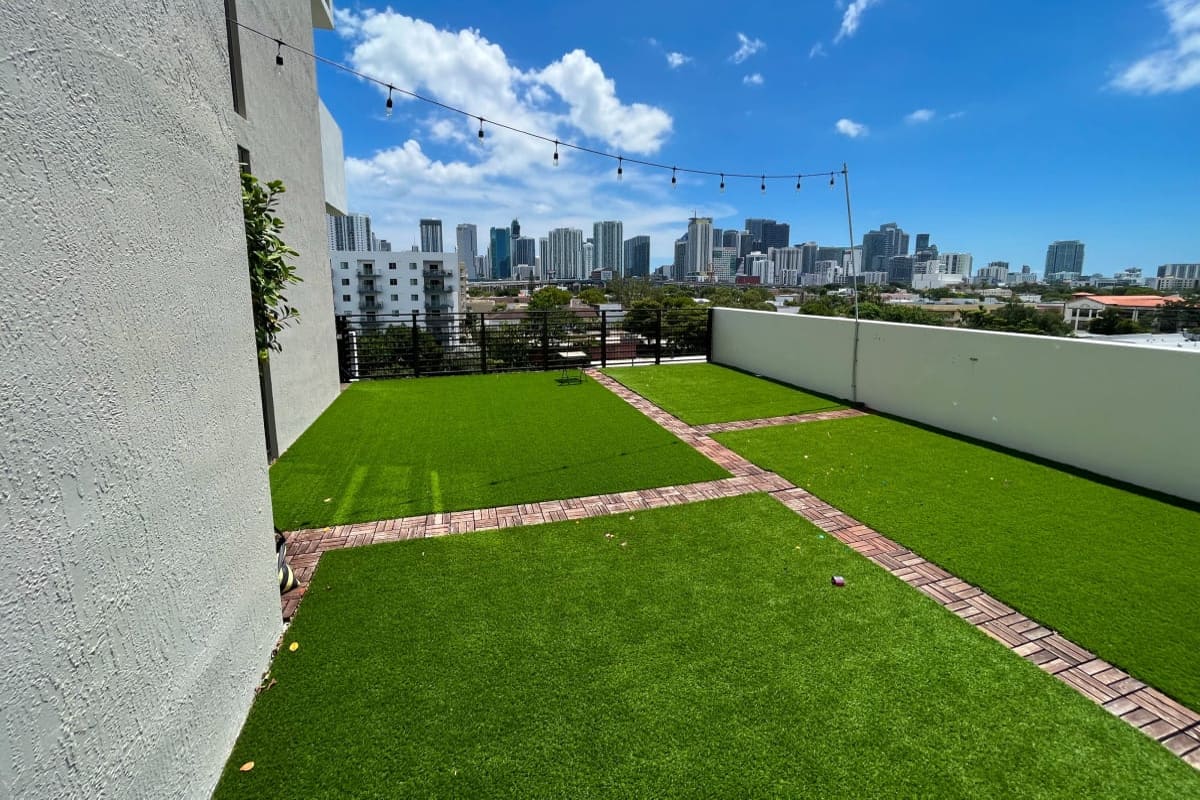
[{"xmin": 237, "ymin": 20, "xmax": 845, "ymax": 193}]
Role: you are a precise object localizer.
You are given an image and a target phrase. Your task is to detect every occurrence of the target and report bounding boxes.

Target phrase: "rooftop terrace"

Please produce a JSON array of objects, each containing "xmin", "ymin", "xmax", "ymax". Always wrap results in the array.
[{"xmin": 216, "ymin": 363, "xmax": 1200, "ymax": 796}]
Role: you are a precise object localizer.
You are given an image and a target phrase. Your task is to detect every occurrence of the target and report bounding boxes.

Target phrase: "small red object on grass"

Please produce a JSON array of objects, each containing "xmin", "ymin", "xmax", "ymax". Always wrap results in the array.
[{"xmin": 831, "ymin": 575, "xmax": 846, "ymax": 587}]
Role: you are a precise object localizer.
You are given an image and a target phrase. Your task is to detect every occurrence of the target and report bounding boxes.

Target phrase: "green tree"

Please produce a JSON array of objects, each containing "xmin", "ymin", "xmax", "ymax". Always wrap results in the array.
[
  {"xmin": 577, "ymin": 287, "xmax": 607, "ymax": 305},
  {"xmin": 528, "ymin": 286, "xmax": 572, "ymax": 310},
  {"xmin": 242, "ymin": 172, "xmax": 301, "ymax": 359}
]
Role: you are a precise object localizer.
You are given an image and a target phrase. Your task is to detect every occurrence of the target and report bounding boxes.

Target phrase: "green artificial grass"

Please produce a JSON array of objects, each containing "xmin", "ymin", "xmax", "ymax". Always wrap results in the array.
[
  {"xmin": 270, "ymin": 373, "xmax": 728, "ymax": 530},
  {"xmin": 715, "ymin": 415, "xmax": 1200, "ymax": 710},
  {"xmin": 602, "ymin": 363, "xmax": 844, "ymax": 425},
  {"xmin": 215, "ymin": 496, "xmax": 1199, "ymax": 799}
]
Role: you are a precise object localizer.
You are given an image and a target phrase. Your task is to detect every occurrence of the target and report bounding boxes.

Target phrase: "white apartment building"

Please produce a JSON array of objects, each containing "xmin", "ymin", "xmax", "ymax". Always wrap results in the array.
[
  {"xmin": 593, "ymin": 220, "xmax": 624, "ymax": 275},
  {"xmin": 546, "ymin": 227, "xmax": 584, "ymax": 279},
  {"xmin": 331, "ymin": 250, "xmax": 463, "ymax": 325}
]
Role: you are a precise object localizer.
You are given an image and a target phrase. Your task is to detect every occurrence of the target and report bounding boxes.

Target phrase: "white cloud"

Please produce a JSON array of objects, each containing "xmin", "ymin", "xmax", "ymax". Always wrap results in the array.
[
  {"xmin": 731, "ymin": 33, "xmax": 766, "ymax": 63},
  {"xmin": 743, "ymin": 73, "xmax": 765, "ymax": 85},
  {"xmin": 905, "ymin": 108, "xmax": 936, "ymax": 124},
  {"xmin": 835, "ymin": 0, "xmax": 883, "ymax": 43},
  {"xmin": 332, "ymin": 10, "xmax": 700, "ymax": 262},
  {"xmin": 947, "ymin": 111, "xmax": 967, "ymax": 120},
  {"xmin": 666, "ymin": 51, "xmax": 692, "ymax": 69},
  {"xmin": 835, "ymin": 118, "xmax": 868, "ymax": 138},
  {"xmin": 809, "ymin": 42, "xmax": 827, "ymax": 58},
  {"xmin": 1111, "ymin": 0, "xmax": 1200, "ymax": 94}
]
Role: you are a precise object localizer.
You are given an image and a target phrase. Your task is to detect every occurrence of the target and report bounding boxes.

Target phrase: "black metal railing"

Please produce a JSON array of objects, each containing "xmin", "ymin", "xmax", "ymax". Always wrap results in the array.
[{"xmin": 335, "ymin": 308, "xmax": 712, "ymax": 381}]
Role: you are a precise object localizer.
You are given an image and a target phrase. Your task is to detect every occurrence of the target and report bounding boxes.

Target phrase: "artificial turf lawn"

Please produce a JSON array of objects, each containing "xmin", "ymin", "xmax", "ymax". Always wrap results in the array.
[
  {"xmin": 715, "ymin": 415, "xmax": 1200, "ymax": 710},
  {"xmin": 214, "ymin": 495, "xmax": 1200, "ymax": 799},
  {"xmin": 602, "ymin": 363, "xmax": 844, "ymax": 425},
  {"xmin": 269, "ymin": 373, "xmax": 728, "ymax": 530}
]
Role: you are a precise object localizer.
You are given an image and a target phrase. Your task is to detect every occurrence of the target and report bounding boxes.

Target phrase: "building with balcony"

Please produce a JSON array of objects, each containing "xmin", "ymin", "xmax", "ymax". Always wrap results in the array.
[{"xmin": 330, "ymin": 250, "xmax": 463, "ymax": 326}]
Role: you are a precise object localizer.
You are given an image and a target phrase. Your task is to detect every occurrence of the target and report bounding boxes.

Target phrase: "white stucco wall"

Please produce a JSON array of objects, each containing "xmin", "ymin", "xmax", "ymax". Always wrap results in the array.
[
  {"xmin": 0, "ymin": 3, "xmax": 282, "ymax": 798},
  {"xmin": 712, "ymin": 309, "xmax": 1200, "ymax": 503},
  {"xmin": 320, "ymin": 99, "xmax": 348, "ymax": 216},
  {"xmin": 234, "ymin": 0, "xmax": 341, "ymax": 454}
]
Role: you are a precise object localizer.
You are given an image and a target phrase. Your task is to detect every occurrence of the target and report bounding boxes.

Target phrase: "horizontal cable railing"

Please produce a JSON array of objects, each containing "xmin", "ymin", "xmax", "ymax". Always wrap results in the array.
[{"xmin": 335, "ymin": 308, "xmax": 712, "ymax": 381}]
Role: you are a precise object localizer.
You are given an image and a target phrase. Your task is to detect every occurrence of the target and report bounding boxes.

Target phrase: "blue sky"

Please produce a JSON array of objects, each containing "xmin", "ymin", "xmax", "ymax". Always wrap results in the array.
[{"xmin": 313, "ymin": 1, "xmax": 1199, "ymax": 273}]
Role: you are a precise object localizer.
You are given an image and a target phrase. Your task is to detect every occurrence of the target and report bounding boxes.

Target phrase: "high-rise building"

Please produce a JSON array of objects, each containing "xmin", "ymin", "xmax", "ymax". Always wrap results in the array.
[
  {"xmin": 455, "ymin": 223, "xmax": 478, "ymax": 277},
  {"xmin": 489, "ymin": 227, "xmax": 511, "ymax": 280},
  {"xmin": 745, "ymin": 218, "xmax": 789, "ymax": 251},
  {"xmin": 817, "ymin": 246, "xmax": 845, "ymax": 264},
  {"xmin": 510, "ymin": 218, "xmax": 521, "ymax": 238},
  {"xmin": 722, "ymin": 230, "xmax": 741, "ymax": 249},
  {"xmin": 769, "ymin": 247, "xmax": 805, "ymax": 283},
  {"xmin": 686, "ymin": 217, "xmax": 713, "ymax": 275},
  {"xmin": 328, "ymin": 212, "xmax": 375, "ymax": 251},
  {"xmin": 863, "ymin": 222, "xmax": 909, "ymax": 272},
  {"xmin": 582, "ymin": 242, "xmax": 594, "ymax": 274},
  {"xmin": 711, "ymin": 247, "xmax": 738, "ymax": 281},
  {"xmin": 592, "ymin": 220, "xmax": 624, "ymax": 274},
  {"xmin": 1157, "ymin": 263, "xmax": 1200, "ymax": 280},
  {"xmin": 623, "ymin": 235, "xmax": 651, "ymax": 278},
  {"xmin": 915, "ymin": 233, "xmax": 931, "ymax": 252},
  {"xmin": 942, "ymin": 253, "xmax": 973, "ymax": 276},
  {"xmin": 712, "ymin": 228, "xmax": 723, "ymax": 248},
  {"xmin": 513, "ymin": 236, "xmax": 537, "ymax": 270},
  {"xmin": 886, "ymin": 255, "xmax": 914, "ymax": 285},
  {"xmin": 546, "ymin": 227, "xmax": 584, "ymax": 279},
  {"xmin": 976, "ymin": 261, "xmax": 1009, "ymax": 286},
  {"xmin": 419, "ymin": 219, "xmax": 443, "ymax": 252},
  {"xmin": 378, "ymin": 240, "xmax": 392, "ymax": 252},
  {"xmin": 1045, "ymin": 240, "xmax": 1086, "ymax": 277},
  {"xmin": 798, "ymin": 242, "xmax": 819, "ymax": 274},
  {"xmin": 673, "ymin": 239, "xmax": 687, "ymax": 280},
  {"xmin": 538, "ymin": 236, "xmax": 549, "ymax": 276}
]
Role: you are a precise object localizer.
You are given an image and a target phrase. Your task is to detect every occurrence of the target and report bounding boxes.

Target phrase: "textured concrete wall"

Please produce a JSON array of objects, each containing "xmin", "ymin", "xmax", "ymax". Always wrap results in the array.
[
  {"xmin": 712, "ymin": 309, "xmax": 1200, "ymax": 503},
  {"xmin": 320, "ymin": 100, "xmax": 348, "ymax": 216},
  {"xmin": 0, "ymin": 3, "xmax": 282, "ymax": 798},
  {"xmin": 234, "ymin": 1, "xmax": 340, "ymax": 454}
]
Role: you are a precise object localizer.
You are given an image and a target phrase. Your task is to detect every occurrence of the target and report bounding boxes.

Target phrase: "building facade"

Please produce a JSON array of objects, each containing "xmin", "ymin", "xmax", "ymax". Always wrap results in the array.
[
  {"xmin": 686, "ymin": 217, "xmax": 714, "ymax": 275},
  {"xmin": 623, "ymin": 235, "xmax": 651, "ymax": 278},
  {"xmin": 330, "ymin": 250, "xmax": 462, "ymax": 323},
  {"xmin": 1045, "ymin": 240, "xmax": 1086, "ymax": 277},
  {"xmin": 455, "ymin": 223, "xmax": 478, "ymax": 277},
  {"xmin": 420, "ymin": 218, "xmax": 443, "ymax": 252},
  {"xmin": 593, "ymin": 220, "xmax": 624, "ymax": 275},
  {"xmin": 328, "ymin": 212, "xmax": 378, "ymax": 252},
  {"xmin": 546, "ymin": 227, "xmax": 584, "ymax": 279},
  {"xmin": 489, "ymin": 226, "xmax": 512, "ymax": 279}
]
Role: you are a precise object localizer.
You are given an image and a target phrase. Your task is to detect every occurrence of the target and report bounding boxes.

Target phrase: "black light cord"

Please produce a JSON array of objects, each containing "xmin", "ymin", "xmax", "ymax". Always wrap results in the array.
[{"xmin": 230, "ymin": 18, "xmax": 846, "ymax": 185}]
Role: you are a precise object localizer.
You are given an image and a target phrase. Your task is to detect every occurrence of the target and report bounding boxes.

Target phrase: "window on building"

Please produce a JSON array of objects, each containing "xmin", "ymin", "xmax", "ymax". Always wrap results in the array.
[
  {"xmin": 224, "ymin": 0, "xmax": 247, "ymax": 117},
  {"xmin": 342, "ymin": 294, "xmax": 351, "ymax": 302},
  {"xmin": 392, "ymin": 310, "xmax": 401, "ymax": 316},
  {"xmin": 341, "ymin": 278, "xmax": 349, "ymax": 286},
  {"xmin": 389, "ymin": 262, "xmax": 397, "ymax": 269},
  {"xmin": 409, "ymin": 278, "xmax": 418, "ymax": 286},
  {"xmin": 410, "ymin": 263, "xmax": 417, "ymax": 270},
  {"xmin": 411, "ymin": 294, "xmax": 419, "ymax": 301},
  {"xmin": 389, "ymin": 278, "xmax": 398, "ymax": 285},
  {"xmin": 391, "ymin": 294, "xmax": 399, "ymax": 301},
  {"xmin": 340, "ymin": 261, "xmax": 348, "ymax": 270}
]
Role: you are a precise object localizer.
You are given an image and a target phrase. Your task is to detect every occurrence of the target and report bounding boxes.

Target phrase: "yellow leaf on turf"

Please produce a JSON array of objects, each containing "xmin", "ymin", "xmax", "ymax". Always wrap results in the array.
[
  {"xmin": 240, "ymin": 761, "xmax": 255, "ymax": 772},
  {"xmin": 288, "ymin": 642, "xmax": 299, "ymax": 652}
]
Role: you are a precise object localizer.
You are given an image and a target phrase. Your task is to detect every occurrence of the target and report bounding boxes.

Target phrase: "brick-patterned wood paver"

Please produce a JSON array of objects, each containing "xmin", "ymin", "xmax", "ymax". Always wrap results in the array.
[
  {"xmin": 693, "ymin": 407, "xmax": 866, "ymax": 435},
  {"xmin": 276, "ymin": 367, "xmax": 1200, "ymax": 768}
]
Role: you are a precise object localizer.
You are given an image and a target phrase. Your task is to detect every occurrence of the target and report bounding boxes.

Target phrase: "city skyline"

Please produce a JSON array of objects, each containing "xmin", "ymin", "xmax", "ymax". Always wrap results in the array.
[{"xmin": 314, "ymin": 2, "xmax": 1199, "ymax": 274}]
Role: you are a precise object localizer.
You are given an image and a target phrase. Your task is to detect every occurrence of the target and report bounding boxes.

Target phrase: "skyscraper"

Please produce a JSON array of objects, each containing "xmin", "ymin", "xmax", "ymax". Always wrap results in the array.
[
  {"xmin": 582, "ymin": 242, "xmax": 594, "ymax": 274},
  {"xmin": 673, "ymin": 239, "xmax": 687, "ymax": 280},
  {"xmin": 1045, "ymin": 240, "xmax": 1086, "ymax": 277},
  {"xmin": 592, "ymin": 220, "xmax": 624, "ymax": 274},
  {"xmin": 863, "ymin": 222, "xmax": 909, "ymax": 273},
  {"xmin": 623, "ymin": 235, "xmax": 651, "ymax": 278},
  {"xmin": 538, "ymin": 236, "xmax": 549, "ymax": 276},
  {"xmin": 327, "ymin": 212, "xmax": 375, "ymax": 251},
  {"xmin": 513, "ymin": 236, "xmax": 537, "ymax": 270},
  {"xmin": 722, "ymin": 230, "xmax": 741, "ymax": 249},
  {"xmin": 914, "ymin": 233, "xmax": 931, "ymax": 252},
  {"xmin": 546, "ymin": 227, "xmax": 584, "ymax": 279},
  {"xmin": 455, "ymin": 223, "xmax": 478, "ymax": 277},
  {"xmin": 489, "ymin": 227, "xmax": 511, "ymax": 279},
  {"xmin": 419, "ymin": 219, "xmax": 443, "ymax": 252},
  {"xmin": 745, "ymin": 218, "xmax": 789, "ymax": 251},
  {"xmin": 686, "ymin": 217, "xmax": 713, "ymax": 275}
]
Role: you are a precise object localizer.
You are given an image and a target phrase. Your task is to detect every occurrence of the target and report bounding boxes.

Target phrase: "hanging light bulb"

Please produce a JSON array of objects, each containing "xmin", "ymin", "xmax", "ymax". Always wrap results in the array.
[
  {"xmin": 477, "ymin": 117, "xmax": 485, "ymax": 140},
  {"xmin": 617, "ymin": 156, "xmax": 623, "ymax": 182},
  {"xmin": 553, "ymin": 140, "xmax": 559, "ymax": 167},
  {"xmin": 274, "ymin": 40, "xmax": 284, "ymax": 75},
  {"xmin": 829, "ymin": 172, "xmax": 836, "ymax": 188},
  {"xmin": 760, "ymin": 175, "xmax": 766, "ymax": 194},
  {"xmin": 385, "ymin": 86, "xmax": 394, "ymax": 119},
  {"xmin": 719, "ymin": 173, "xmax": 725, "ymax": 193},
  {"xmin": 671, "ymin": 166, "xmax": 677, "ymax": 188},
  {"xmin": 796, "ymin": 175, "xmax": 802, "ymax": 191}
]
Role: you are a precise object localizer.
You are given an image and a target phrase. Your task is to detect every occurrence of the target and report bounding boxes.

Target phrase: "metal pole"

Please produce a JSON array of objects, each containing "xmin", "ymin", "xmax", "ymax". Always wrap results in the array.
[{"xmin": 842, "ymin": 162, "xmax": 860, "ymax": 405}]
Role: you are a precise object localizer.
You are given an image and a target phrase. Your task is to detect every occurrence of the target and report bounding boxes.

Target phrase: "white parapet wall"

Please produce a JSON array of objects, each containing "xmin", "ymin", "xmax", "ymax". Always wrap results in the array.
[{"xmin": 712, "ymin": 309, "xmax": 1200, "ymax": 504}]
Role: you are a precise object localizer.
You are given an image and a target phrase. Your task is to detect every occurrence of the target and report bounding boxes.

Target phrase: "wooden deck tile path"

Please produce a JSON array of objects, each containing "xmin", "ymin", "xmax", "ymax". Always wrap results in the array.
[{"xmin": 275, "ymin": 368, "xmax": 1200, "ymax": 769}]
